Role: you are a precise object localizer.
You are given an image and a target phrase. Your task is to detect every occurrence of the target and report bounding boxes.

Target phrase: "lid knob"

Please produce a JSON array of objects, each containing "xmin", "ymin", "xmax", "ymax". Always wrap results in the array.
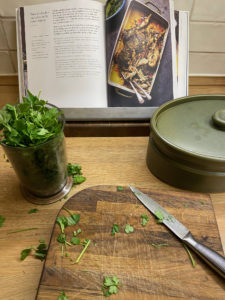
[{"xmin": 212, "ymin": 109, "xmax": 225, "ymax": 129}]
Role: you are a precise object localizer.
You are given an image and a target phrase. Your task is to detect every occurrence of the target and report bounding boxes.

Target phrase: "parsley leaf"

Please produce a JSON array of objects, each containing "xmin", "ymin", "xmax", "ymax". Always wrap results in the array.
[
  {"xmin": 117, "ymin": 186, "xmax": 123, "ymax": 191},
  {"xmin": 154, "ymin": 210, "xmax": 164, "ymax": 223},
  {"xmin": 67, "ymin": 163, "xmax": 86, "ymax": 186},
  {"xmin": 102, "ymin": 275, "xmax": 120, "ymax": 297},
  {"xmin": 20, "ymin": 247, "xmax": 33, "ymax": 260},
  {"xmin": 0, "ymin": 215, "xmax": 5, "ymax": 227},
  {"xmin": 58, "ymin": 291, "xmax": 69, "ymax": 300},
  {"xmin": 71, "ymin": 237, "xmax": 80, "ymax": 245},
  {"xmin": 35, "ymin": 243, "xmax": 48, "ymax": 261},
  {"xmin": 125, "ymin": 224, "xmax": 134, "ymax": 234},
  {"xmin": 141, "ymin": 214, "xmax": 149, "ymax": 226},
  {"xmin": 28, "ymin": 208, "xmax": 38, "ymax": 214},
  {"xmin": 111, "ymin": 224, "xmax": 120, "ymax": 236}
]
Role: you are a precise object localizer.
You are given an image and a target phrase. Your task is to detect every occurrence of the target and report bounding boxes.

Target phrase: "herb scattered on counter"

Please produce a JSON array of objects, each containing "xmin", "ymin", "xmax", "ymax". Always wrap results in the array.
[
  {"xmin": 8, "ymin": 227, "xmax": 38, "ymax": 234},
  {"xmin": 184, "ymin": 204, "xmax": 189, "ymax": 208},
  {"xmin": 151, "ymin": 243, "xmax": 169, "ymax": 248},
  {"xmin": 117, "ymin": 186, "xmax": 123, "ymax": 191},
  {"xmin": 125, "ymin": 224, "xmax": 134, "ymax": 234},
  {"xmin": 28, "ymin": 208, "xmax": 38, "ymax": 214},
  {"xmin": 0, "ymin": 90, "xmax": 63, "ymax": 147},
  {"xmin": 136, "ymin": 205, "xmax": 139, "ymax": 208},
  {"xmin": 71, "ymin": 237, "xmax": 80, "ymax": 245},
  {"xmin": 111, "ymin": 224, "xmax": 120, "ymax": 236},
  {"xmin": 183, "ymin": 243, "xmax": 196, "ymax": 268},
  {"xmin": 3, "ymin": 154, "xmax": 9, "ymax": 162},
  {"xmin": 0, "ymin": 215, "xmax": 5, "ymax": 227},
  {"xmin": 58, "ymin": 291, "xmax": 69, "ymax": 300},
  {"xmin": 154, "ymin": 210, "xmax": 164, "ymax": 223},
  {"xmin": 20, "ymin": 240, "xmax": 48, "ymax": 261},
  {"xmin": 200, "ymin": 201, "xmax": 205, "ymax": 205},
  {"xmin": 141, "ymin": 214, "xmax": 149, "ymax": 227},
  {"xmin": 67, "ymin": 163, "xmax": 86, "ymax": 186},
  {"xmin": 102, "ymin": 275, "xmax": 120, "ymax": 297},
  {"xmin": 73, "ymin": 239, "xmax": 91, "ymax": 264}
]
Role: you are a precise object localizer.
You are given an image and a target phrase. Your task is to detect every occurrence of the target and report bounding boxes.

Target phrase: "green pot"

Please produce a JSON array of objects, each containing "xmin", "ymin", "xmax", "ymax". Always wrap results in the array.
[
  {"xmin": 146, "ymin": 95, "xmax": 225, "ymax": 193},
  {"xmin": 1, "ymin": 106, "xmax": 68, "ymax": 198}
]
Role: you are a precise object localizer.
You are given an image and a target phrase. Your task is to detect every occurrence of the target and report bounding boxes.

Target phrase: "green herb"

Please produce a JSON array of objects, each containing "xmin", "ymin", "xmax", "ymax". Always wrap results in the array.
[
  {"xmin": 20, "ymin": 241, "xmax": 48, "ymax": 261},
  {"xmin": 117, "ymin": 186, "xmax": 123, "ymax": 191},
  {"xmin": 39, "ymin": 238, "xmax": 45, "ymax": 243},
  {"xmin": 20, "ymin": 247, "xmax": 33, "ymax": 260},
  {"xmin": 67, "ymin": 163, "xmax": 86, "ymax": 186},
  {"xmin": 200, "ymin": 201, "xmax": 205, "ymax": 205},
  {"xmin": 136, "ymin": 205, "xmax": 139, "ymax": 208},
  {"xmin": 111, "ymin": 224, "xmax": 120, "ymax": 236},
  {"xmin": 71, "ymin": 237, "xmax": 80, "ymax": 245},
  {"xmin": 0, "ymin": 215, "xmax": 5, "ymax": 227},
  {"xmin": 58, "ymin": 291, "xmax": 69, "ymax": 300},
  {"xmin": 57, "ymin": 233, "xmax": 71, "ymax": 246},
  {"xmin": 65, "ymin": 252, "xmax": 69, "ymax": 257},
  {"xmin": 184, "ymin": 204, "xmax": 189, "ymax": 208},
  {"xmin": 102, "ymin": 275, "xmax": 120, "ymax": 297},
  {"xmin": 64, "ymin": 195, "xmax": 68, "ymax": 199},
  {"xmin": 183, "ymin": 243, "xmax": 196, "ymax": 268},
  {"xmin": 28, "ymin": 208, "xmax": 38, "ymax": 214},
  {"xmin": 125, "ymin": 224, "xmax": 134, "ymax": 234},
  {"xmin": 0, "ymin": 90, "xmax": 63, "ymax": 147},
  {"xmin": 154, "ymin": 210, "xmax": 164, "ymax": 223},
  {"xmin": 8, "ymin": 227, "xmax": 38, "ymax": 234},
  {"xmin": 141, "ymin": 214, "xmax": 149, "ymax": 226},
  {"xmin": 73, "ymin": 239, "xmax": 91, "ymax": 264},
  {"xmin": 73, "ymin": 228, "xmax": 82, "ymax": 236},
  {"xmin": 56, "ymin": 210, "xmax": 80, "ymax": 233},
  {"xmin": 151, "ymin": 243, "xmax": 169, "ymax": 248},
  {"xmin": 35, "ymin": 243, "xmax": 48, "ymax": 261}
]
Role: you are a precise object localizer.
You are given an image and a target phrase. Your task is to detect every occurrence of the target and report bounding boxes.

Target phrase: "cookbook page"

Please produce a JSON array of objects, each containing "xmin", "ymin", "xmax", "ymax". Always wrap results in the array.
[
  {"xmin": 20, "ymin": 0, "xmax": 107, "ymax": 108},
  {"xmin": 106, "ymin": 0, "xmax": 176, "ymax": 108}
]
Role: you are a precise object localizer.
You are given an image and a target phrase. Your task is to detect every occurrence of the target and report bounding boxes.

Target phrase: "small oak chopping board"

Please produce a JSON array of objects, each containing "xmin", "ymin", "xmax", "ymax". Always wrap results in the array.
[{"xmin": 36, "ymin": 186, "xmax": 225, "ymax": 299}]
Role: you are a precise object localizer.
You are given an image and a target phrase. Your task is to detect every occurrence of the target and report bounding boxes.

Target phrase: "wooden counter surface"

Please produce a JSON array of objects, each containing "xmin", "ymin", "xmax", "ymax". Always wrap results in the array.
[{"xmin": 0, "ymin": 137, "xmax": 225, "ymax": 299}]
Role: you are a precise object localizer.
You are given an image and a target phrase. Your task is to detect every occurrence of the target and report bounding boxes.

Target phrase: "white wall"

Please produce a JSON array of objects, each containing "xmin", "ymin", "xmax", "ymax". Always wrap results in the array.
[{"xmin": 0, "ymin": 0, "xmax": 224, "ymax": 76}]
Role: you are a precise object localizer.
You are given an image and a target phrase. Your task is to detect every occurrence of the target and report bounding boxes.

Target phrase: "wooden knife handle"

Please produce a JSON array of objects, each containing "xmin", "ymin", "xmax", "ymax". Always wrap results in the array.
[{"xmin": 183, "ymin": 232, "xmax": 225, "ymax": 279}]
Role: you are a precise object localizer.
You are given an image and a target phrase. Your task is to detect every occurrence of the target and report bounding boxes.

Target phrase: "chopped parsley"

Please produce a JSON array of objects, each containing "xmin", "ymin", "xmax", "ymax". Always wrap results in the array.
[
  {"xmin": 67, "ymin": 163, "xmax": 86, "ymax": 186},
  {"xmin": 102, "ymin": 275, "xmax": 120, "ymax": 297},
  {"xmin": 0, "ymin": 215, "xmax": 5, "ymax": 227},
  {"xmin": 111, "ymin": 224, "xmax": 120, "ymax": 236},
  {"xmin": 117, "ymin": 186, "xmax": 123, "ymax": 191},
  {"xmin": 8, "ymin": 227, "xmax": 38, "ymax": 234},
  {"xmin": 184, "ymin": 204, "xmax": 189, "ymax": 208},
  {"xmin": 20, "ymin": 241, "xmax": 48, "ymax": 261},
  {"xmin": 28, "ymin": 208, "xmax": 38, "ymax": 214},
  {"xmin": 200, "ymin": 201, "xmax": 205, "ymax": 205},
  {"xmin": 73, "ymin": 239, "xmax": 91, "ymax": 264},
  {"xmin": 125, "ymin": 224, "xmax": 134, "ymax": 234},
  {"xmin": 151, "ymin": 243, "xmax": 169, "ymax": 248},
  {"xmin": 183, "ymin": 243, "xmax": 196, "ymax": 268},
  {"xmin": 71, "ymin": 237, "xmax": 80, "ymax": 245},
  {"xmin": 141, "ymin": 214, "xmax": 149, "ymax": 226},
  {"xmin": 58, "ymin": 291, "xmax": 69, "ymax": 300},
  {"xmin": 154, "ymin": 210, "xmax": 164, "ymax": 223}
]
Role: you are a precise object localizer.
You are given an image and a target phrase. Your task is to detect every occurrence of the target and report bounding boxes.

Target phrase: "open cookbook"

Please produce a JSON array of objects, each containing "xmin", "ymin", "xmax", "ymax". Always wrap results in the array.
[{"xmin": 16, "ymin": 0, "xmax": 188, "ymax": 120}]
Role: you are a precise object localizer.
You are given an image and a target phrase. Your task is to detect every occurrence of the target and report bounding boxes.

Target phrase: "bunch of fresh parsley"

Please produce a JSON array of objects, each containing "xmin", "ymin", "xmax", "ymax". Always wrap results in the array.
[{"xmin": 0, "ymin": 90, "xmax": 63, "ymax": 147}]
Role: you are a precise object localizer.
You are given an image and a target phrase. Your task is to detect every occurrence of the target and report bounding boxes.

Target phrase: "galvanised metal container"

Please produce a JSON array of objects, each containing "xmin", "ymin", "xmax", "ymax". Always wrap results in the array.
[{"xmin": 146, "ymin": 95, "xmax": 225, "ymax": 192}]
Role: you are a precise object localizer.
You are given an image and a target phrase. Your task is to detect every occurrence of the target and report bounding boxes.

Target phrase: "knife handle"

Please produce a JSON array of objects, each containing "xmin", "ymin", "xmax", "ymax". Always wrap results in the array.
[{"xmin": 183, "ymin": 232, "xmax": 225, "ymax": 279}]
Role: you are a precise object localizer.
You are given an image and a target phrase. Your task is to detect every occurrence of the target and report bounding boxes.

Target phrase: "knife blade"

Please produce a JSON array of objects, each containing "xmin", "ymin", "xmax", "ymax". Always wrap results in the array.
[{"xmin": 129, "ymin": 186, "xmax": 225, "ymax": 279}]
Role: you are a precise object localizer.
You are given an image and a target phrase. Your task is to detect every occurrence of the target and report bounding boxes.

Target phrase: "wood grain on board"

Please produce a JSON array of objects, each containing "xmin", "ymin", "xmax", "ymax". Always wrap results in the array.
[{"xmin": 37, "ymin": 186, "xmax": 225, "ymax": 300}]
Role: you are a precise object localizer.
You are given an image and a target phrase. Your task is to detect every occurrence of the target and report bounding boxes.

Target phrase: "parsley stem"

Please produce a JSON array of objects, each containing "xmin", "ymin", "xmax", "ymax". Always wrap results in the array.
[
  {"xmin": 8, "ymin": 227, "xmax": 38, "ymax": 234},
  {"xmin": 63, "ymin": 207, "xmax": 73, "ymax": 216},
  {"xmin": 61, "ymin": 245, "xmax": 64, "ymax": 257},
  {"xmin": 74, "ymin": 239, "xmax": 91, "ymax": 264},
  {"xmin": 183, "ymin": 243, "xmax": 196, "ymax": 268}
]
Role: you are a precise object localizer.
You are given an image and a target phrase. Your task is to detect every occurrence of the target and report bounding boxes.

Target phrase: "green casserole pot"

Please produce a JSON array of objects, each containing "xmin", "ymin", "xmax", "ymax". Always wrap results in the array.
[{"xmin": 146, "ymin": 95, "xmax": 225, "ymax": 193}]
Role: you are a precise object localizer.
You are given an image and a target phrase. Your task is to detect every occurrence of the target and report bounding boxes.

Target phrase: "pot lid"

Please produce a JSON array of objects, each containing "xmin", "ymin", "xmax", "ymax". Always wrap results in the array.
[{"xmin": 153, "ymin": 95, "xmax": 225, "ymax": 160}]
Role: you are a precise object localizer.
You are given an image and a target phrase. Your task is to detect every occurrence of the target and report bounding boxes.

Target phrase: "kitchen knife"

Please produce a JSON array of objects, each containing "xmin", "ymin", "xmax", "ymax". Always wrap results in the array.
[{"xmin": 129, "ymin": 186, "xmax": 225, "ymax": 279}]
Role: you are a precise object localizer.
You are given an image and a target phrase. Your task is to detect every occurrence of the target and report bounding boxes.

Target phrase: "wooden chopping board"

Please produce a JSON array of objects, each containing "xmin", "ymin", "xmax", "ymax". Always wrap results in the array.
[{"xmin": 36, "ymin": 186, "xmax": 225, "ymax": 299}]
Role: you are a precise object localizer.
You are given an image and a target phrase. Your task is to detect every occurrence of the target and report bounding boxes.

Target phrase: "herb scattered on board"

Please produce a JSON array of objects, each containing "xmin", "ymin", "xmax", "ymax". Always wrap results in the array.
[
  {"xmin": 58, "ymin": 291, "xmax": 69, "ymax": 300},
  {"xmin": 111, "ymin": 224, "xmax": 120, "ymax": 236},
  {"xmin": 141, "ymin": 214, "xmax": 149, "ymax": 226},
  {"xmin": 67, "ymin": 163, "xmax": 86, "ymax": 186},
  {"xmin": 56, "ymin": 208, "xmax": 80, "ymax": 233},
  {"xmin": 151, "ymin": 243, "xmax": 169, "ymax": 248},
  {"xmin": 73, "ymin": 239, "xmax": 91, "ymax": 264},
  {"xmin": 184, "ymin": 204, "xmax": 189, "ymax": 208},
  {"xmin": 0, "ymin": 215, "xmax": 5, "ymax": 227},
  {"xmin": 20, "ymin": 239, "xmax": 48, "ymax": 261},
  {"xmin": 200, "ymin": 201, "xmax": 205, "ymax": 205},
  {"xmin": 102, "ymin": 275, "xmax": 120, "ymax": 297},
  {"xmin": 0, "ymin": 90, "xmax": 63, "ymax": 147},
  {"xmin": 154, "ymin": 210, "xmax": 164, "ymax": 223},
  {"xmin": 28, "ymin": 208, "xmax": 38, "ymax": 214},
  {"xmin": 117, "ymin": 186, "xmax": 123, "ymax": 191},
  {"xmin": 8, "ymin": 227, "xmax": 38, "ymax": 234},
  {"xmin": 183, "ymin": 243, "xmax": 196, "ymax": 268},
  {"xmin": 124, "ymin": 224, "xmax": 134, "ymax": 234}
]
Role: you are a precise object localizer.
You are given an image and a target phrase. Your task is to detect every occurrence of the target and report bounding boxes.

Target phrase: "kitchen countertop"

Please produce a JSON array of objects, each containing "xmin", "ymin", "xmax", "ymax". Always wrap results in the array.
[{"xmin": 0, "ymin": 136, "xmax": 225, "ymax": 299}]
